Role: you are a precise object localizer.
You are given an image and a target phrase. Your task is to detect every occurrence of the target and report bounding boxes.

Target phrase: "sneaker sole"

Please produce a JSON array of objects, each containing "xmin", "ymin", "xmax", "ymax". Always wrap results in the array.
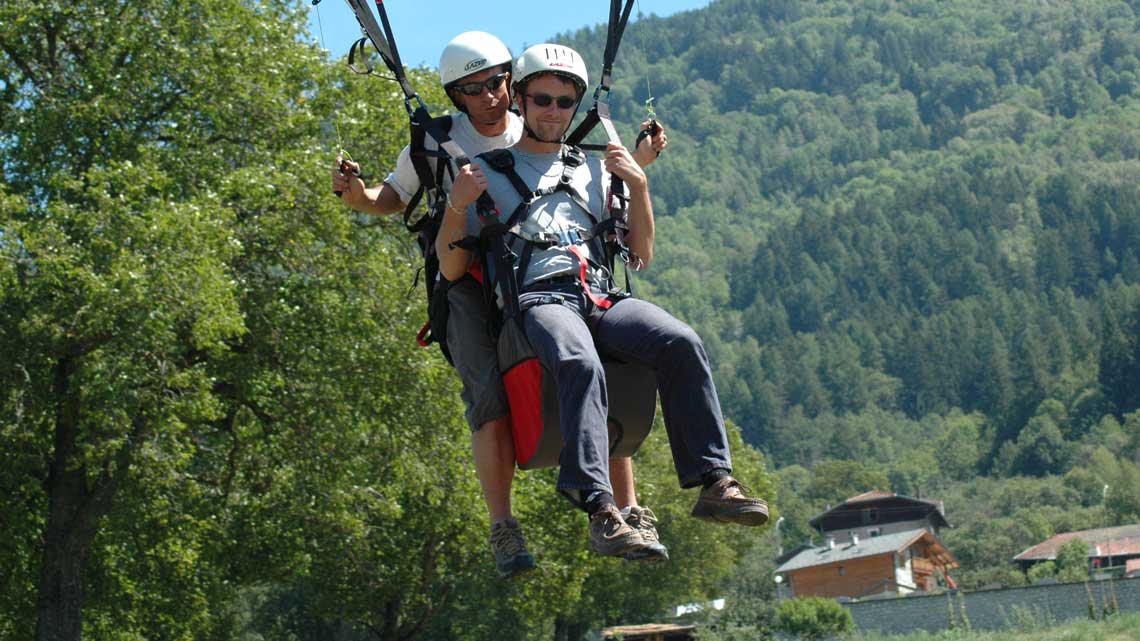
[
  {"xmin": 497, "ymin": 554, "xmax": 537, "ymax": 579},
  {"xmin": 624, "ymin": 545, "xmax": 670, "ymax": 562},
  {"xmin": 590, "ymin": 535, "xmax": 648, "ymax": 557},
  {"xmin": 691, "ymin": 504, "xmax": 770, "ymax": 527}
]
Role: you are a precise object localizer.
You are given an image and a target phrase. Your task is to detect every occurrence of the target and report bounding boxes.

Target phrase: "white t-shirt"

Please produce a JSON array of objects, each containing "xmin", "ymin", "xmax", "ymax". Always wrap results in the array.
[{"xmin": 384, "ymin": 111, "xmax": 523, "ymax": 203}]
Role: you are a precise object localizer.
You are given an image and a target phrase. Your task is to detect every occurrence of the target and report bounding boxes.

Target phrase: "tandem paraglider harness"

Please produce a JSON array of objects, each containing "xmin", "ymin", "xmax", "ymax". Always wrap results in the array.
[{"xmin": 454, "ymin": 143, "xmax": 657, "ymax": 469}]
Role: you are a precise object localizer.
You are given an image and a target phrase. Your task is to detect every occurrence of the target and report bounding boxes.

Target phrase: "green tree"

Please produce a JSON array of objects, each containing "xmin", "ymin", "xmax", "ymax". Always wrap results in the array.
[
  {"xmin": 1056, "ymin": 539, "xmax": 1090, "ymax": 583},
  {"xmin": 0, "ymin": 1, "xmax": 482, "ymax": 639},
  {"xmin": 774, "ymin": 597, "xmax": 854, "ymax": 640},
  {"xmin": 1027, "ymin": 561, "xmax": 1057, "ymax": 583}
]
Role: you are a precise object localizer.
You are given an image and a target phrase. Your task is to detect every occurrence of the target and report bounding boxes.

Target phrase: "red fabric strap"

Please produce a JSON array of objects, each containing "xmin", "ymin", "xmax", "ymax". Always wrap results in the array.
[{"xmin": 567, "ymin": 245, "xmax": 612, "ymax": 310}]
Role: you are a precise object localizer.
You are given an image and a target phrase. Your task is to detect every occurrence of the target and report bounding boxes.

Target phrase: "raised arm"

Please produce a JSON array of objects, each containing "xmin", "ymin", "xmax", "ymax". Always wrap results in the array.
[{"xmin": 331, "ymin": 158, "xmax": 407, "ymax": 216}]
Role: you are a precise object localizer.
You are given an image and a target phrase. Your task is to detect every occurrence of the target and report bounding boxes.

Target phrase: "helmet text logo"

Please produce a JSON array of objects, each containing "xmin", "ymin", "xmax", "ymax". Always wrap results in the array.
[{"xmin": 464, "ymin": 58, "xmax": 487, "ymax": 72}]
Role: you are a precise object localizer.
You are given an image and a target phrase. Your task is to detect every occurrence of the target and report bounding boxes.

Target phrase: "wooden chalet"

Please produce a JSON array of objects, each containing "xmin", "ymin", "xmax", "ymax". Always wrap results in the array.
[{"xmin": 775, "ymin": 491, "xmax": 959, "ymax": 599}]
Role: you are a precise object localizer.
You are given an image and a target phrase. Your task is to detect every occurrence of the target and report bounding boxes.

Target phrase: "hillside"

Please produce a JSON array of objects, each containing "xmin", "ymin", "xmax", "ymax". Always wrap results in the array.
[{"xmin": 562, "ymin": 0, "xmax": 1140, "ymax": 585}]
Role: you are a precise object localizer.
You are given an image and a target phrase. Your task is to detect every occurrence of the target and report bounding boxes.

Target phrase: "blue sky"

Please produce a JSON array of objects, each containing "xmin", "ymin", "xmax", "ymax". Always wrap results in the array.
[{"xmin": 307, "ymin": 0, "xmax": 712, "ymax": 69}]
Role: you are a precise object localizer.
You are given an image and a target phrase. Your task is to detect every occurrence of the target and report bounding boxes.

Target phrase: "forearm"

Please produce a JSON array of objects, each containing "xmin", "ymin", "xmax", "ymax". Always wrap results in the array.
[
  {"xmin": 436, "ymin": 199, "xmax": 473, "ymax": 281},
  {"xmin": 624, "ymin": 183, "xmax": 654, "ymax": 268},
  {"xmin": 351, "ymin": 183, "xmax": 406, "ymax": 217}
]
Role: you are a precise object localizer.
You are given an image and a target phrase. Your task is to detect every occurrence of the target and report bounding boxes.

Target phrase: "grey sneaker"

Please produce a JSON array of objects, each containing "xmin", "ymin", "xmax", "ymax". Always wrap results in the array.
[
  {"xmin": 588, "ymin": 504, "xmax": 646, "ymax": 557},
  {"xmin": 623, "ymin": 506, "xmax": 669, "ymax": 562},
  {"xmin": 490, "ymin": 517, "xmax": 536, "ymax": 578},
  {"xmin": 690, "ymin": 477, "xmax": 769, "ymax": 526}
]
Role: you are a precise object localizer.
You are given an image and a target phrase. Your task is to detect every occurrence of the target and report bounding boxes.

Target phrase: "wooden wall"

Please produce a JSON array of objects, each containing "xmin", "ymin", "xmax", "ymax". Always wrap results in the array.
[{"xmin": 788, "ymin": 553, "xmax": 899, "ymax": 599}]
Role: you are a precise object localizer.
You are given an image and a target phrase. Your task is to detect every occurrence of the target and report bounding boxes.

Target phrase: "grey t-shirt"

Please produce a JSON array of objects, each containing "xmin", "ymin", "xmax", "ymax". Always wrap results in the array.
[
  {"xmin": 467, "ymin": 146, "xmax": 619, "ymax": 290},
  {"xmin": 384, "ymin": 111, "xmax": 523, "ymax": 203}
]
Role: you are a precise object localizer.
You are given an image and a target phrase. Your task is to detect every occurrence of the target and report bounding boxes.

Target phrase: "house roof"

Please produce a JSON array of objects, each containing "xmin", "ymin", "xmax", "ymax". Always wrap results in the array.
[
  {"xmin": 809, "ymin": 492, "xmax": 950, "ymax": 531},
  {"xmin": 775, "ymin": 542, "xmax": 818, "ymax": 566},
  {"xmin": 602, "ymin": 623, "xmax": 696, "ymax": 640},
  {"xmin": 847, "ymin": 490, "xmax": 896, "ymax": 502},
  {"xmin": 1013, "ymin": 524, "xmax": 1140, "ymax": 561},
  {"xmin": 775, "ymin": 528, "xmax": 956, "ymax": 573}
]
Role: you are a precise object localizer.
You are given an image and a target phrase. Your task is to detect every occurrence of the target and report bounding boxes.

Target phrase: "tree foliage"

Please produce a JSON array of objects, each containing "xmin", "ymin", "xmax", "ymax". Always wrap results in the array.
[
  {"xmin": 774, "ymin": 597, "xmax": 855, "ymax": 640},
  {"xmin": 559, "ymin": 0, "xmax": 1140, "ymax": 597},
  {"xmin": 1, "ymin": 2, "xmax": 776, "ymax": 640}
]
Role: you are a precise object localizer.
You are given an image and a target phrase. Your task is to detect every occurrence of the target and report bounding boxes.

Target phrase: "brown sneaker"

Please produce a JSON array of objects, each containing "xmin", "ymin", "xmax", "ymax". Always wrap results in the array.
[
  {"xmin": 623, "ymin": 506, "xmax": 669, "ymax": 562},
  {"xmin": 588, "ymin": 504, "xmax": 647, "ymax": 557},
  {"xmin": 690, "ymin": 477, "xmax": 769, "ymax": 526}
]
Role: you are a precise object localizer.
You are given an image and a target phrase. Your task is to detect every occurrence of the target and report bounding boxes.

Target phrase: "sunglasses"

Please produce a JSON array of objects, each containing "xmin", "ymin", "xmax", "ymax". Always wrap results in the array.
[
  {"xmin": 527, "ymin": 93, "xmax": 578, "ymax": 110},
  {"xmin": 453, "ymin": 72, "xmax": 509, "ymax": 97}
]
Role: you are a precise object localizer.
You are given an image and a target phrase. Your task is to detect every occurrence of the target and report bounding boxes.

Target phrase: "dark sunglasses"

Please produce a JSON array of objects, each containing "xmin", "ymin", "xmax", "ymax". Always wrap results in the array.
[
  {"xmin": 527, "ymin": 93, "xmax": 578, "ymax": 109},
  {"xmin": 453, "ymin": 72, "xmax": 508, "ymax": 97}
]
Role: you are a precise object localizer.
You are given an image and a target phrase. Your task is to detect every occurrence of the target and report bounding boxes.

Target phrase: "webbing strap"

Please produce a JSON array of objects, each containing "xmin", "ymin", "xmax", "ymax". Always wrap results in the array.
[
  {"xmin": 566, "ymin": 0, "xmax": 636, "ymax": 145},
  {"xmin": 568, "ymin": 245, "xmax": 613, "ymax": 310},
  {"xmin": 601, "ymin": 0, "xmax": 637, "ymax": 89},
  {"xmin": 343, "ymin": 0, "xmax": 471, "ymax": 181}
]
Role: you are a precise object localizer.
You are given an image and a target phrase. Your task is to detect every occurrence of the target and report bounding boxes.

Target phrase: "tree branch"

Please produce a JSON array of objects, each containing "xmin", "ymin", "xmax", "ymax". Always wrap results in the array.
[{"xmin": 0, "ymin": 42, "xmax": 41, "ymax": 90}]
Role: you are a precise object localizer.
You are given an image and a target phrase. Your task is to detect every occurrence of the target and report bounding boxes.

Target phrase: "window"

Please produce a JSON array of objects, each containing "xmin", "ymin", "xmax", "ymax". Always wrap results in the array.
[
  {"xmin": 838, "ymin": 566, "xmax": 846, "ymax": 576},
  {"xmin": 869, "ymin": 528, "xmax": 882, "ymax": 537}
]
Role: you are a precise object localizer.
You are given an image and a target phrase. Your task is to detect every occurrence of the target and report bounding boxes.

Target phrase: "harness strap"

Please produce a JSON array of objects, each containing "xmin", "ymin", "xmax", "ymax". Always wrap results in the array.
[
  {"xmin": 466, "ymin": 145, "xmax": 626, "ymax": 322},
  {"xmin": 404, "ymin": 116, "xmax": 456, "ymax": 234},
  {"xmin": 568, "ymin": 245, "xmax": 613, "ymax": 310}
]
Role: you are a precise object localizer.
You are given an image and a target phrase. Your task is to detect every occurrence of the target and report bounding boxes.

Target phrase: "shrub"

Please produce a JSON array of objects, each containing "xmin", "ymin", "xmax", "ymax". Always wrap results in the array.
[{"xmin": 774, "ymin": 597, "xmax": 854, "ymax": 640}]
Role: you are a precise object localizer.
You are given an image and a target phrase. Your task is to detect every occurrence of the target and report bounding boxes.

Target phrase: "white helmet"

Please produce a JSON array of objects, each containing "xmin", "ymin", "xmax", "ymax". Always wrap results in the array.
[
  {"xmin": 438, "ymin": 31, "xmax": 513, "ymax": 87},
  {"xmin": 513, "ymin": 43, "xmax": 589, "ymax": 97}
]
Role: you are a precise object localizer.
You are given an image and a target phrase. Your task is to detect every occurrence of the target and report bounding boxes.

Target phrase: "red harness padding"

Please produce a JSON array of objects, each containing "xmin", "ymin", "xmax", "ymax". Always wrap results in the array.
[{"xmin": 496, "ymin": 318, "xmax": 546, "ymax": 466}]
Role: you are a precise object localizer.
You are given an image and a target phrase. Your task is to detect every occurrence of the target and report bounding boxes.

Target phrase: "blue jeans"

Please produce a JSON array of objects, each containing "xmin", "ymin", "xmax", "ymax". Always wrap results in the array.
[{"xmin": 520, "ymin": 286, "xmax": 733, "ymax": 500}]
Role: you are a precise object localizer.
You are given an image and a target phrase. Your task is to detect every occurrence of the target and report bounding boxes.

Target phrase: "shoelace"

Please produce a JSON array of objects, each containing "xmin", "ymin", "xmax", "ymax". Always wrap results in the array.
[
  {"xmin": 716, "ymin": 477, "xmax": 752, "ymax": 498},
  {"xmin": 632, "ymin": 508, "xmax": 660, "ymax": 543},
  {"xmin": 490, "ymin": 524, "xmax": 526, "ymax": 557},
  {"xmin": 593, "ymin": 507, "xmax": 629, "ymax": 538}
]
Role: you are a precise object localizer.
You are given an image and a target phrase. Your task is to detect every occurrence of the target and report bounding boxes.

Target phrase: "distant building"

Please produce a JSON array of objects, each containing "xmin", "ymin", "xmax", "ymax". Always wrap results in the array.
[
  {"xmin": 1013, "ymin": 524, "xmax": 1140, "ymax": 574},
  {"xmin": 775, "ymin": 491, "xmax": 959, "ymax": 599}
]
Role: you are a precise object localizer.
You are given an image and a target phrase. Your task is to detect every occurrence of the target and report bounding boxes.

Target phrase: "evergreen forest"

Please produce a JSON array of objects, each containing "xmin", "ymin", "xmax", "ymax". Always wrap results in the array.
[
  {"xmin": 564, "ymin": 0, "xmax": 1140, "ymax": 591},
  {"xmin": 2, "ymin": 0, "xmax": 1140, "ymax": 640}
]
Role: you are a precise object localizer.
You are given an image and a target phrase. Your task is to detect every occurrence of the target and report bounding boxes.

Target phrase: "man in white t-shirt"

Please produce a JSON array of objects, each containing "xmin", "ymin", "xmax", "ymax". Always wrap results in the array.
[{"xmin": 331, "ymin": 32, "xmax": 668, "ymax": 577}]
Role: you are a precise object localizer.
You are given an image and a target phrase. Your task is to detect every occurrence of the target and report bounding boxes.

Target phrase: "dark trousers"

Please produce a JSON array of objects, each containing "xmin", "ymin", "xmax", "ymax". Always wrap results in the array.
[{"xmin": 520, "ymin": 288, "xmax": 733, "ymax": 499}]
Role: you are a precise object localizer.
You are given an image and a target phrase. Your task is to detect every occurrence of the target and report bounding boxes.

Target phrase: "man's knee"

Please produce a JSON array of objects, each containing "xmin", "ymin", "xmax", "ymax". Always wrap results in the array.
[
  {"xmin": 663, "ymin": 323, "xmax": 708, "ymax": 364},
  {"xmin": 478, "ymin": 415, "xmax": 512, "ymax": 435},
  {"xmin": 558, "ymin": 351, "xmax": 606, "ymax": 383}
]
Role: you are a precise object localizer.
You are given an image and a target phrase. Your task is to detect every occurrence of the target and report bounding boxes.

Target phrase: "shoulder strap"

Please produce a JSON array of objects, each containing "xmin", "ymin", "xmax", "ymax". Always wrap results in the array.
[
  {"xmin": 409, "ymin": 115, "xmax": 454, "ymax": 191},
  {"xmin": 478, "ymin": 150, "xmax": 532, "ymax": 226},
  {"xmin": 404, "ymin": 116, "xmax": 456, "ymax": 233}
]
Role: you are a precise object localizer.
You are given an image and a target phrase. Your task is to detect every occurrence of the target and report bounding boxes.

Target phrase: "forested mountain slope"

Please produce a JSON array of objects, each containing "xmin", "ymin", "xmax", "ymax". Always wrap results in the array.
[
  {"xmin": 564, "ymin": 0, "xmax": 1140, "ymax": 584},
  {"xmin": 566, "ymin": 0, "xmax": 1140, "ymax": 470}
]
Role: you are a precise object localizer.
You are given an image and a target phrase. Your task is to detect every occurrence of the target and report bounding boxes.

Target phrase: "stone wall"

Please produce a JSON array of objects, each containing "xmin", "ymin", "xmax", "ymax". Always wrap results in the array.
[{"xmin": 844, "ymin": 577, "xmax": 1140, "ymax": 635}]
